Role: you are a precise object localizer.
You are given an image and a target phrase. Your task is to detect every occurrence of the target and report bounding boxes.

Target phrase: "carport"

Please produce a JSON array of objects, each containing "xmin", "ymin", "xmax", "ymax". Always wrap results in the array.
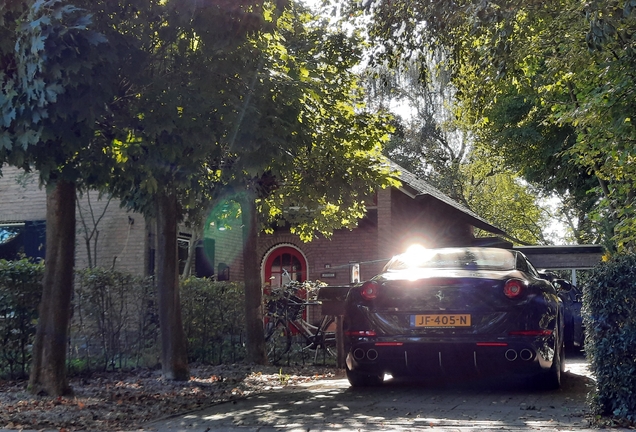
[{"xmin": 513, "ymin": 245, "xmax": 604, "ymax": 285}]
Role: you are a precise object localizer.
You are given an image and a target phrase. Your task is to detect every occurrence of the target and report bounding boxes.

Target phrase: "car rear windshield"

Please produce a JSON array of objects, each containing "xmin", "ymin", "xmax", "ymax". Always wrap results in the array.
[{"xmin": 384, "ymin": 248, "xmax": 516, "ymax": 272}]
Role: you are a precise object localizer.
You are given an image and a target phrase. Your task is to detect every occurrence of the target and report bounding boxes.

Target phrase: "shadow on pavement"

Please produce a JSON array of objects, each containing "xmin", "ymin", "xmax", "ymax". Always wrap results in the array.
[{"xmin": 148, "ymin": 350, "xmax": 596, "ymax": 431}]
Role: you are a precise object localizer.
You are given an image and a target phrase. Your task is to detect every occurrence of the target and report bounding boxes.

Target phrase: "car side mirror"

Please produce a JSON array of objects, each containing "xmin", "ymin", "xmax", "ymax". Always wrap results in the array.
[
  {"xmin": 538, "ymin": 270, "xmax": 557, "ymax": 282},
  {"xmin": 553, "ymin": 279, "xmax": 572, "ymax": 291}
]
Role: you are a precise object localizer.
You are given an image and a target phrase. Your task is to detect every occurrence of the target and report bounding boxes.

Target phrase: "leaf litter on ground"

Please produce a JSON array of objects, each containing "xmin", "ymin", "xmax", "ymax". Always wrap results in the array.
[{"xmin": 0, "ymin": 364, "xmax": 339, "ymax": 431}]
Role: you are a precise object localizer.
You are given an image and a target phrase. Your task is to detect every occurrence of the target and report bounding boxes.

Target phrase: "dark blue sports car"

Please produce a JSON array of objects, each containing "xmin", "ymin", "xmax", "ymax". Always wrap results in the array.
[
  {"xmin": 539, "ymin": 271, "xmax": 585, "ymax": 350},
  {"xmin": 343, "ymin": 246, "xmax": 566, "ymax": 388}
]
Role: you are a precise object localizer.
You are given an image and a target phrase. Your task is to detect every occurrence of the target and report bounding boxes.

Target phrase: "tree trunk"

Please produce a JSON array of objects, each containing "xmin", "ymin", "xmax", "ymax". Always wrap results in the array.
[
  {"xmin": 28, "ymin": 179, "xmax": 76, "ymax": 396},
  {"xmin": 239, "ymin": 193, "xmax": 267, "ymax": 364},
  {"xmin": 155, "ymin": 191, "xmax": 189, "ymax": 380}
]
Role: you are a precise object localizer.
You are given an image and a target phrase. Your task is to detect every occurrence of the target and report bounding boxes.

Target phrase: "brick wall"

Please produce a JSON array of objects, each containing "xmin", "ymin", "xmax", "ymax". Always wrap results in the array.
[
  {"xmin": 204, "ymin": 223, "xmax": 244, "ymax": 281},
  {"xmin": 256, "ymin": 212, "xmax": 384, "ymax": 286},
  {"xmin": 0, "ymin": 167, "xmax": 46, "ymax": 221},
  {"xmin": 75, "ymin": 193, "xmax": 147, "ymax": 275},
  {"xmin": 391, "ymin": 192, "xmax": 475, "ymax": 249},
  {"xmin": 177, "ymin": 184, "xmax": 478, "ymax": 286},
  {"xmin": 0, "ymin": 165, "xmax": 147, "ymax": 276},
  {"xmin": 205, "ymin": 211, "xmax": 385, "ymax": 286}
]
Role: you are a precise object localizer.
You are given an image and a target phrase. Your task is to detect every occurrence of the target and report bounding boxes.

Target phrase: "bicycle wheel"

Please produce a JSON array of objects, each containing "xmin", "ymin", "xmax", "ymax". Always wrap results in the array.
[
  {"xmin": 313, "ymin": 316, "xmax": 337, "ymax": 350},
  {"xmin": 265, "ymin": 320, "xmax": 291, "ymax": 364}
]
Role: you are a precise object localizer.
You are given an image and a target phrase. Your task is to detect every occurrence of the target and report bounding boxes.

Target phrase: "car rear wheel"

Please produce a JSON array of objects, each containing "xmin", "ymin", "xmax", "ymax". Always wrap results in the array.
[
  {"xmin": 540, "ymin": 340, "xmax": 564, "ymax": 390},
  {"xmin": 345, "ymin": 365, "xmax": 384, "ymax": 387}
]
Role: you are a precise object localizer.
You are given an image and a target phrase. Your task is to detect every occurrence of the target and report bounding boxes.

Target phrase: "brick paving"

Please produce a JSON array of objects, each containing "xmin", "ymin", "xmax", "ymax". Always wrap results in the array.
[{"xmin": 143, "ymin": 352, "xmax": 627, "ymax": 432}]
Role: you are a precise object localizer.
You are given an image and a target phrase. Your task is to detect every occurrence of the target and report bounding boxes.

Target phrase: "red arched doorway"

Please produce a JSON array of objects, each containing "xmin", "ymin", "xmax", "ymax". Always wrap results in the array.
[{"xmin": 263, "ymin": 246, "xmax": 307, "ymax": 288}]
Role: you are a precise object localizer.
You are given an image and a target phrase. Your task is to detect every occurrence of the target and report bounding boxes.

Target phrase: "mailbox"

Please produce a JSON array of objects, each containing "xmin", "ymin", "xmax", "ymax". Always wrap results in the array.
[{"xmin": 317, "ymin": 286, "xmax": 351, "ymax": 316}]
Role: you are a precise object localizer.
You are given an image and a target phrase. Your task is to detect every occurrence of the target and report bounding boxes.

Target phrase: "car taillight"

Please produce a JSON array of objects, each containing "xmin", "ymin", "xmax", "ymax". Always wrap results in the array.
[
  {"xmin": 509, "ymin": 329, "xmax": 553, "ymax": 336},
  {"xmin": 503, "ymin": 279, "xmax": 524, "ymax": 298},
  {"xmin": 476, "ymin": 342, "xmax": 508, "ymax": 346},
  {"xmin": 345, "ymin": 330, "xmax": 377, "ymax": 337},
  {"xmin": 360, "ymin": 281, "xmax": 380, "ymax": 300}
]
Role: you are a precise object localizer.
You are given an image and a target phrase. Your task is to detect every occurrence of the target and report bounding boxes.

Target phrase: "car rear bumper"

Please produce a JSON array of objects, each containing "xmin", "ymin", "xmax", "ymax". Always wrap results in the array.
[{"xmin": 346, "ymin": 337, "xmax": 555, "ymax": 379}]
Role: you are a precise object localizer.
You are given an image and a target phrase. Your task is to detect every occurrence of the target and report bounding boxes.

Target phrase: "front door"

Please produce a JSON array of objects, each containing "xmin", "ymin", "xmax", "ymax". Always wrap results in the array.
[{"xmin": 264, "ymin": 246, "xmax": 307, "ymax": 289}]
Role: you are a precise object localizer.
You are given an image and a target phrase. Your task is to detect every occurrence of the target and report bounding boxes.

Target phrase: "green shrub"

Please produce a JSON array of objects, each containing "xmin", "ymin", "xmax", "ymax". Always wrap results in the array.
[
  {"xmin": 1, "ymin": 263, "xmax": 247, "ymax": 376},
  {"xmin": 72, "ymin": 269, "xmax": 160, "ymax": 372},
  {"xmin": 585, "ymin": 253, "xmax": 636, "ymax": 422},
  {"xmin": 72, "ymin": 271, "xmax": 247, "ymax": 371},
  {"xmin": 181, "ymin": 277, "xmax": 246, "ymax": 364},
  {"xmin": 0, "ymin": 259, "xmax": 44, "ymax": 379}
]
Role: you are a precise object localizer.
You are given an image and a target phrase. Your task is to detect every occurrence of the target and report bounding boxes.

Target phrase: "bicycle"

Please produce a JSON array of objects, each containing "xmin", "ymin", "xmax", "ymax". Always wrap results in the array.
[{"xmin": 264, "ymin": 281, "xmax": 336, "ymax": 365}]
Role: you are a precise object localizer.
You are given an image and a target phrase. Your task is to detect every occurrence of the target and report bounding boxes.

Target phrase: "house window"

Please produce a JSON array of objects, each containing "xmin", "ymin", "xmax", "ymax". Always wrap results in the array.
[
  {"xmin": 194, "ymin": 239, "xmax": 215, "ymax": 278},
  {"xmin": 217, "ymin": 262, "xmax": 229, "ymax": 281},
  {"xmin": 264, "ymin": 246, "xmax": 307, "ymax": 288},
  {"xmin": 0, "ymin": 221, "xmax": 45, "ymax": 261},
  {"xmin": 0, "ymin": 223, "xmax": 23, "ymax": 261},
  {"xmin": 178, "ymin": 237, "xmax": 190, "ymax": 275},
  {"xmin": 0, "ymin": 224, "xmax": 22, "ymax": 243},
  {"xmin": 148, "ymin": 235, "xmax": 215, "ymax": 278}
]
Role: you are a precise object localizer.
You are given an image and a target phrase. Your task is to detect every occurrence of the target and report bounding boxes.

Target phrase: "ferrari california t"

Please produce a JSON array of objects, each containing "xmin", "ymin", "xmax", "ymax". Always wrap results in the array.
[{"xmin": 343, "ymin": 246, "xmax": 566, "ymax": 389}]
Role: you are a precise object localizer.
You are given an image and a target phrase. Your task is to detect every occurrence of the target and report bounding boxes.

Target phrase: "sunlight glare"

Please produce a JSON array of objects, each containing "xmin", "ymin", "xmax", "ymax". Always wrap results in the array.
[{"xmin": 405, "ymin": 244, "xmax": 427, "ymax": 255}]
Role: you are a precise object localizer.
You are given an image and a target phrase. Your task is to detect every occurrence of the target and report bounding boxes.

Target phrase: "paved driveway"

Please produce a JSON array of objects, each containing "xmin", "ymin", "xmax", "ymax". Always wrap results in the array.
[{"xmin": 144, "ymin": 352, "xmax": 621, "ymax": 432}]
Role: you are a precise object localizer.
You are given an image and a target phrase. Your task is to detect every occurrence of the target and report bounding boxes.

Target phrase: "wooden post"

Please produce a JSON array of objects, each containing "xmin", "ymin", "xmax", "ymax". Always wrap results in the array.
[{"xmin": 336, "ymin": 315, "xmax": 345, "ymax": 369}]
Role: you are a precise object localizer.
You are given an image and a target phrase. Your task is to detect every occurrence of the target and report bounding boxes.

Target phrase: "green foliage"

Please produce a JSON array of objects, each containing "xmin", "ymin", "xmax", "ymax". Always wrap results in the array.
[
  {"xmin": 223, "ymin": 3, "xmax": 397, "ymax": 241},
  {"xmin": 584, "ymin": 254, "xmax": 636, "ymax": 422},
  {"xmin": 73, "ymin": 268, "xmax": 159, "ymax": 372},
  {"xmin": 0, "ymin": 259, "xmax": 44, "ymax": 379},
  {"xmin": 379, "ymin": 115, "xmax": 549, "ymax": 243},
  {"xmin": 103, "ymin": 0, "xmax": 276, "ymax": 219},
  {"xmin": 0, "ymin": 0, "xmax": 123, "ymax": 394},
  {"xmin": 0, "ymin": 262, "xmax": 332, "ymax": 375},
  {"xmin": 278, "ymin": 368, "xmax": 291, "ymax": 385},
  {"xmin": 0, "ymin": 0, "xmax": 116, "ymax": 185},
  {"xmin": 449, "ymin": 2, "xmax": 607, "ymax": 246},
  {"xmin": 461, "ymin": 157, "xmax": 548, "ymax": 244},
  {"xmin": 71, "ymin": 271, "xmax": 248, "ymax": 371},
  {"xmin": 168, "ymin": 2, "xmax": 397, "ymax": 242},
  {"xmin": 344, "ymin": 2, "xmax": 551, "ymax": 245},
  {"xmin": 180, "ymin": 277, "xmax": 246, "ymax": 365},
  {"xmin": 351, "ymin": 0, "xmax": 636, "ymax": 249}
]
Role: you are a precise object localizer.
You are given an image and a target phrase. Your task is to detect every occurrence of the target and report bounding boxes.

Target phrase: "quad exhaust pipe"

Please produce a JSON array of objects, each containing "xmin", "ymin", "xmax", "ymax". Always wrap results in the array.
[
  {"xmin": 505, "ymin": 348, "xmax": 534, "ymax": 362},
  {"xmin": 353, "ymin": 348, "xmax": 379, "ymax": 361}
]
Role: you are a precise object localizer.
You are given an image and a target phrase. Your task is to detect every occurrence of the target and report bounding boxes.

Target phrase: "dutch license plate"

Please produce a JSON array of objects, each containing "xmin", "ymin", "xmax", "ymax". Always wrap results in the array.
[{"xmin": 411, "ymin": 314, "xmax": 471, "ymax": 327}]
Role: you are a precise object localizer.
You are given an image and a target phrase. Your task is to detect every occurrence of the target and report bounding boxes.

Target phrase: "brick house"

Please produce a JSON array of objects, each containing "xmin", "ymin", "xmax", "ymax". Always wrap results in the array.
[
  {"xmin": 0, "ymin": 162, "xmax": 506, "ymax": 287},
  {"xmin": 0, "ymin": 166, "xmax": 147, "ymax": 275},
  {"xmin": 205, "ymin": 162, "xmax": 508, "ymax": 290}
]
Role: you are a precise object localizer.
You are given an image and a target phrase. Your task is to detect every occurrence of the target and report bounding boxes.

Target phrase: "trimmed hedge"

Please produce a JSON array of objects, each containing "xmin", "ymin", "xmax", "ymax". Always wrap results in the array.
[
  {"xmin": 585, "ymin": 253, "xmax": 636, "ymax": 422},
  {"xmin": 181, "ymin": 277, "xmax": 246, "ymax": 365},
  {"xmin": 0, "ymin": 265, "xmax": 247, "ymax": 378},
  {"xmin": 0, "ymin": 259, "xmax": 44, "ymax": 378},
  {"xmin": 72, "ymin": 268, "xmax": 160, "ymax": 372}
]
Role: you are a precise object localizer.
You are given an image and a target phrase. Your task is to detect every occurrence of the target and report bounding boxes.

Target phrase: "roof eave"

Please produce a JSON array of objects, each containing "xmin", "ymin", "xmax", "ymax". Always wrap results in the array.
[{"xmin": 414, "ymin": 193, "xmax": 508, "ymax": 237}]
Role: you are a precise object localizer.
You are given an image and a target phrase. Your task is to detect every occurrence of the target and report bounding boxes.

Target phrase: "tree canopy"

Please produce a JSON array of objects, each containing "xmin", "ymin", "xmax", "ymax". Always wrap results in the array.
[
  {"xmin": 0, "ymin": 0, "xmax": 290, "ymax": 388},
  {"xmin": 357, "ymin": 29, "xmax": 549, "ymax": 244},
  {"xmin": 199, "ymin": 3, "xmax": 396, "ymax": 363},
  {"xmin": 0, "ymin": 0, "xmax": 125, "ymax": 395},
  {"xmin": 97, "ymin": 0, "xmax": 285, "ymax": 376},
  {"xmin": 0, "ymin": 0, "xmax": 116, "ymax": 183},
  {"xmin": 346, "ymin": 0, "xmax": 636, "ymax": 251}
]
